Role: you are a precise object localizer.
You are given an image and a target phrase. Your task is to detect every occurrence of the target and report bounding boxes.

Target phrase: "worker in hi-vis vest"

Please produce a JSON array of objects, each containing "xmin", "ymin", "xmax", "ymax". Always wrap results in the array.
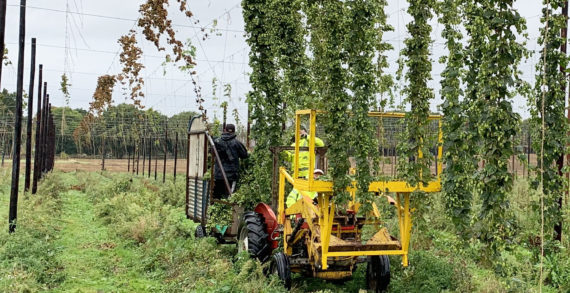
[
  {"xmin": 286, "ymin": 169, "xmax": 324, "ymax": 208},
  {"xmin": 286, "ymin": 126, "xmax": 324, "ymax": 178}
]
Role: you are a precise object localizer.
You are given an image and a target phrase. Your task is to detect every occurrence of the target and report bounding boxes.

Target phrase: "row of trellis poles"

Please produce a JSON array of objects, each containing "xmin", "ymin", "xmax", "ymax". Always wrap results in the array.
[
  {"xmin": 97, "ymin": 115, "xmax": 536, "ymax": 180},
  {"xmin": 97, "ymin": 118, "xmax": 184, "ymax": 183},
  {"xmin": 4, "ymin": 1, "xmax": 57, "ymax": 233},
  {"xmin": 31, "ymin": 69, "xmax": 56, "ymax": 193},
  {"xmin": 123, "ymin": 131, "xmax": 181, "ymax": 183}
]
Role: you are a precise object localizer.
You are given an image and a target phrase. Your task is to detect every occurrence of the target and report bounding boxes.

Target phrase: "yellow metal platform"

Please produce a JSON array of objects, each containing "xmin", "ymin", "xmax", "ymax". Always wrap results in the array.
[{"xmin": 278, "ymin": 109, "xmax": 443, "ymax": 273}]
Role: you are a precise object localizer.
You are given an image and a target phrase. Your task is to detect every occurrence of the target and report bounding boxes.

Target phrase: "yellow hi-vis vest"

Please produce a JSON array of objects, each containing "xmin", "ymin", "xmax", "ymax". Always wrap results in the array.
[
  {"xmin": 287, "ymin": 136, "xmax": 324, "ymax": 178},
  {"xmin": 286, "ymin": 188, "xmax": 317, "ymax": 208}
]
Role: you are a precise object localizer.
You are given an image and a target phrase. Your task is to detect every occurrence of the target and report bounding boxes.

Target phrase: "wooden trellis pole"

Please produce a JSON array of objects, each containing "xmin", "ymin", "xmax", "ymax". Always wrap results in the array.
[
  {"xmin": 37, "ymin": 83, "xmax": 46, "ymax": 176},
  {"xmin": 31, "ymin": 65, "xmax": 42, "ymax": 194},
  {"xmin": 24, "ymin": 38, "xmax": 35, "ymax": 192},
  {"xmin": 47, "ymin": 104, "xmax": 55, "ymax": 171},
  {"xmin": 136, "ymin": 142, "xmax": 140, "ymax": 175},
  {"xmin": 174, "ymin": 132, "xmax": 178, "ymax": 181},
  {"xmin": 154, "ymin": 139, "xmax": 158, "ymax": 180},
  {"xmin": 132, "ymin": 142, "xmax": 136, "ymax": 174},
  {"xmin": 0, "ymin": 0, "xmax": 6, "ymax": 87},
  {"xmin": 142, "ymin": 136, "xmax": 146, "ymax": 176},
  {"xmin": 527, "ymin": 133, "xmax": 531, "ymax": 178},
  {"xmin": 127, "ymin": 143, "xmax": 131, "ymax": 173},
  {"xmin": 101, "ymin": 136, "xmax": 105, "ymax": 171},
  {"xmin": 41, "ymin": 94, "xmax": 49, "ymax": 173},
  {"xmin": 9, "ymin": 0, "xmax": 26, "ymax": 233},
  {"xmin": 148, "ymin": 136, "xmax": 151, "ymax": 178}
]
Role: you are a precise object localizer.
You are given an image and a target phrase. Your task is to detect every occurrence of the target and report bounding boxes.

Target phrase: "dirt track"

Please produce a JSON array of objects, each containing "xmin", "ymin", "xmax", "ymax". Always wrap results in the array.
[
  {"xmin": 0, "ymin": 154, "xmax": 538, "ymax": 177},
  {"xmin": 0, "ymin": 158, "xmax": 187, "ymax": 174}
]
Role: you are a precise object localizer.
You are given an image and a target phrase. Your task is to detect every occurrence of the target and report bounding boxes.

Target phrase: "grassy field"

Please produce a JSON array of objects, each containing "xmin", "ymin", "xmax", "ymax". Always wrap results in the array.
[{"xmin": 0, "ymin": 170, "xmax": 568, "ymax": 292}]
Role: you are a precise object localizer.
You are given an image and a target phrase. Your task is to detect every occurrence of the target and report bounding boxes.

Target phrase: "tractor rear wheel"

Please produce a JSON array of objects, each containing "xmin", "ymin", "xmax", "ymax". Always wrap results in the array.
[
  {"xmin": 366, "ymin": 255, "xmax": 390, "ymax": 292},
  {"xmin": 271, "ymin": 252, "xmax": 291, "ymax": 290},
  {"xmin": 195, "ymin": 225, "xmax": 206, "ymax": 238},
  {"xmin": 237, "ymin": 212, "xmax": 271, "ymax": 262}
]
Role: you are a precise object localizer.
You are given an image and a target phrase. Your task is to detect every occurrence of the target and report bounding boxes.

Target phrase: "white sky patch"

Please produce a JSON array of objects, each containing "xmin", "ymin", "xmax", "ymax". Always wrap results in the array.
[{"xmin": 1, "ymin": 0, "xmax": 543, "ymax": 123}]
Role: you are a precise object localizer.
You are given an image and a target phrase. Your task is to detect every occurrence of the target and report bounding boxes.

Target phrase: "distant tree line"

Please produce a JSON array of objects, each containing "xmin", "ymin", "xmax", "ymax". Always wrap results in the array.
[{"xmin": 0, "ymin": 89, "xmax": 203, "ymax": 159}]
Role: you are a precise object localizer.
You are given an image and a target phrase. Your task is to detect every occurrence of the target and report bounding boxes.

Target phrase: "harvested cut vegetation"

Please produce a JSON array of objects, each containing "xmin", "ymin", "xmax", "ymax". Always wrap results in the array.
[{"xmin": 78, "ymin": 171, "xmax": 288, "ymax": 292}]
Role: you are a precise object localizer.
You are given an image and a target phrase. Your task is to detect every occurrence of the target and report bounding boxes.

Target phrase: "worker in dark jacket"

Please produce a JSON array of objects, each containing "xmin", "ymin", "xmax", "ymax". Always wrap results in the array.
[{"xmin": 213, "ymin": 124, "xmax": 248, "ymax": 198}]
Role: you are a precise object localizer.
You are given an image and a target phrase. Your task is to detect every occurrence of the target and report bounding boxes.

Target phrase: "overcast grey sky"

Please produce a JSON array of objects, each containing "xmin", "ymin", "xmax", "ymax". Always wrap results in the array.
[{"xmin": 1, "ymin": 0, "xmax": 543, "ymax": 123}]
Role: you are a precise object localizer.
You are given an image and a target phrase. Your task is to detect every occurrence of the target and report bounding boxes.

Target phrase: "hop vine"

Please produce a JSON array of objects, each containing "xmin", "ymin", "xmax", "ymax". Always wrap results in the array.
[
  {"xmin": 89, "ymin": 75, "xmax": 117, "ymax": 115},
  {"xmin": 531, "ymin": 0, "xmax": 568, "ymax": 243},
  {"xmin": 464, "ymin": 0, "xmax": 527, "ymax": 253},
  {"xmin": 400, "ymin": 0, "xmax": 436, "ymax": 188},
  {"xmin": 117, "ymin": 31, "xmax": 145, "ymax": 108},
  {"xmin": 138, "ymin": 0, "xmax": 195, "ymax": 65},
  {"xmin": 241, "ymin": 0, "xmax": 286, "ymax": 202},
  {"xmin": 242, "ymin": 0, "xmax": 394, "ymax": 208},
  {"xmin": 90, "ymin": 0, "xmax": 200, "ymax": 120},
  {"xmin": 345, "ymin": 0, "xmax": 392, "ymax": 210},
  {"xmin": 306, "ymin": 0, "xmax": 352, "ymax": 201},
  {"xmin": 60, "ymin": 73, "xmax": 72, "ymax": 142},
  {"xmin": 268, "ymin": 0, "xmax": 311, "ymax": 110},
  {"xmin": 437, "ymin": 0, "xmax": 473, "ymax": 237}
]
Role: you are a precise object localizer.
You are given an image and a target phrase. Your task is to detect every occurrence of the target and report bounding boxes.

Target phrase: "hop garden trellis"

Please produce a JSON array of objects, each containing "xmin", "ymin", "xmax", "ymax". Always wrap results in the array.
[
  {"xmin": 241, "ymin": 0, "xmax": 394, "ymax": 208},
  {"xmin": 0, "ymin": 1, "xmax": 567, "ymax": 288},
  {"xmin": 68, "ymin": 0, "xmax": 206, "ymax": 181},
  {"xmin": 0, "ymin": 0, "xmax": 564, "ymax": 253},
  {"xmin": 241, "ymin": 0, "xmax": 568, "ymax": 263},
  {"xmin": 436, "ymin": 0, "xmax": 568, "ymax": 256}
]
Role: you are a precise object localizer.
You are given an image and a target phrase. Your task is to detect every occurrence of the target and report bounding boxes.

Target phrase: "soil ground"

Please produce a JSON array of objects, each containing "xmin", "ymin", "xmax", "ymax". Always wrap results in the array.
[
  {"xmin": 0, "ymin": 154, "xmax": 538, "ymax": 178},
  {"xmin": 0, "ymin": 158, "xmax": 187, "ymax": 174}
]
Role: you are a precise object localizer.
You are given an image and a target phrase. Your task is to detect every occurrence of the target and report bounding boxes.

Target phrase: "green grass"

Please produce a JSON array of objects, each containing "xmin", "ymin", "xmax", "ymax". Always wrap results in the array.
[
  {"xmin": 52, "ymin": 189, "xmax": 162, "ymax": 292},
  {"xmin": 0, "ymin": 169, "xmax": 9, "ymax": 224},
  {"xmin": 0, "ymin": 171, "xmax": 568, "ymax": 292},
  {"xmin": 0, "ymin": 171, "xmax": 67, "ymax": 291}
]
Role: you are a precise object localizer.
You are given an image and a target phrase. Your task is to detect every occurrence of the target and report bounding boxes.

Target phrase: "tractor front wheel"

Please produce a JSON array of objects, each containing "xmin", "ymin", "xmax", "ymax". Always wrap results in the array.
[
  {"xmin": 366, "ymin": 255, "xmax": 390, "ymax": 292},
  {"xmin": 271, "ymin": 252, "xmax": 291, "ymax": 290},
  {"xmin": 237, "ymin": 212, "xmax": 271, "ymax": 262},
  {"xmin": 195, "ymin": 225, "xmax": 206, "ymax": 238}
]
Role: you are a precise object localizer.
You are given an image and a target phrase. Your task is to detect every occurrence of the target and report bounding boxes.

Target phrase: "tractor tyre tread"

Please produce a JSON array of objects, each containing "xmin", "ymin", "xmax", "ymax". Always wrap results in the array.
[
  {"xmin": 272, "ymin": 252, "xmax": 291, "ymax": 290},
  {"xmin": 241, "ymin": 212, "xmax": 271, "ymax": 263},
  {"xmin": 195, "ymin": 225, "xmax": 206, "ymax": 239},
  {"xmin": 366, "ymin": 255, "xmax": 390, "ymax": 292}
]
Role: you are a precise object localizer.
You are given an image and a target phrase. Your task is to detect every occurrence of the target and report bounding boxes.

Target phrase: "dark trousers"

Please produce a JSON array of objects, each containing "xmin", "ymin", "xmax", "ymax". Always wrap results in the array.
[{"xmin": 213, "ymin": 179, "xmax": 235, "ymax": 199}]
